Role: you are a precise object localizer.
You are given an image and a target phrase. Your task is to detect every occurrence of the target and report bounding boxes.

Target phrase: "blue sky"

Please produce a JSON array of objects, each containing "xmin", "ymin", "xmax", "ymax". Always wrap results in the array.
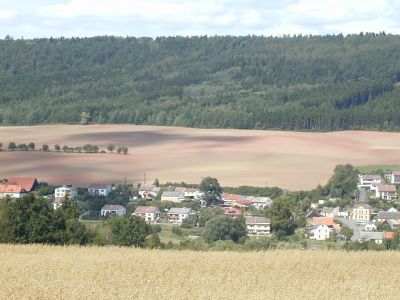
[{"xmin": 1, "ymin": 0, "xmax": 400, "ymax": 38}]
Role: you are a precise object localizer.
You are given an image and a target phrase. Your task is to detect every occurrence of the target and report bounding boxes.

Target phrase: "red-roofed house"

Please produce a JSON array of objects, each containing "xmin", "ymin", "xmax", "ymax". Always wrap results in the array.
[
  {"xmin": 386, "ymin": 171, "xmax": 400, "ymax": 184},
  {"xmin": 235, "ymin": 199, "xmax": 253, "ymax": 208},
  {"xmin": 358, "ymin": 174, "xmax": 381, "ymax": 189},
  {"xmin": 224, "ymin": 208, "xmax": 243, "ymax": 218},
  {"xmin": 311, "ymin": 217, "xmax": 341, "ymax": 234},
  {"xmin": 6, "ymin": 177, "xmax": 38, "ymax": 192},
  {"xmin": 0, "ymin": 183, "xmax": 27, "ymax": 198},
  {"xmin": 133, "ymin": 206, "xmax": 160, "ymax": 223},
  {"xmin": 222, "ymin": 193, "xmax": 242, "ymax": 206},
  {"xmin": 375, "ymin": 184, "xmax": 397, "ymax": 200},
  {"xmin": 384, "ymin": 231, "xmax": 396, "ymax": 240}
]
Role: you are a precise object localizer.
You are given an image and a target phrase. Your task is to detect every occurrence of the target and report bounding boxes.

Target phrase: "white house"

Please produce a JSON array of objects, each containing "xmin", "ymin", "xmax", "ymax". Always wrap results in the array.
[
  {"xmin": 54, "ymin": 185, "xmax": 77, "ymax": 200},
  {"xmin": 133, "ymin": 206, "xmax": 160, "ymax": 223},
  {"xmin": 320, "ymin": 206, "xmax": 340, "ymax": 218},
  {"xmin": 386, "ymin": 171, "xmax": 400, "ymax": 184},
  {"xmin": 138, "ymin": 184, "xmax": 161, "ymax": 200},
  {"xmin": 173, "ymin": 187, "xmax": 203, "ymax": 200},
  {"xmin": 358, "ymin": 174, "xmax": 382, "ymax": 189},
  {"xmin": 101, "ymin": 205, "xmax": 126, "ymax": 217},
  {"xmin": 364, "ymin": 222, "xmax": 377, "ymax": 231},
  {"xmin": 309, "ymin": 223, "xmax": 334, "ymax": 241},
  {"xmin": 351, "ymin": 203, "xmax": 371, "ymax": 223},
  {"xmin": 359, "ymin": 231, "xmax": 384, "ymax": 244},
  {"xmin": 161, "ymin": 191, "xmax": 185, "ymax": 202},
  {"xmin": 88, "ymin": 184, "xmax": 112, "ymax": 196},
  {"xmin": 167, "ymin": 207, "xmax": 193, "ymax": 224},
  {"xmin": 245, "ymin": 216, "xmax": 271, "ymax": 236},
  {"xmin": 250, "ymin": 197, "xmax": 273, "ymax": 210},
  {"xmin": 375, "ymin": 184, "xmax": 397, "ymax": 200},
  {"xmin": 0, "ymin": 183, "xmax": 27, "ymax": 199}
]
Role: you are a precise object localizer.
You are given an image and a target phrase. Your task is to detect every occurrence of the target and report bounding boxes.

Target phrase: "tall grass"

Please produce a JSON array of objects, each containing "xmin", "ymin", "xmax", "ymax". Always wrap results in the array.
[{"xmin": 0, "ymin": 244, "xmax": 399, "ymax": 299}]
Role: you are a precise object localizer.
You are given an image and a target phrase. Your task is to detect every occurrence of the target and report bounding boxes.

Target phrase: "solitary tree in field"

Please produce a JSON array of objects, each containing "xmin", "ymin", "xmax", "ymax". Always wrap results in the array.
[
  {"xmin": 0, "ymin": 143, "xmax": 3, "ymax": 151},
  {"xmin": 42, "ymin": 144, "xmax": 49, "ymax": 152},
  {"xmin": 8, "ymin": 142, "xmax": 16, "ymax": 151},
  {"xmin": 62, "ymin": 145, "xmax": 69, "ymax": 152},
  {"xmin": 199, "ymin": 177, "xmax": 223, "ymax": 206},
  {"xmin": 122, "ymin": 147, "xmax": 128, "ymax": 155},
  {"xmin": 107, "ymin": 144, "xmax": 115, "ymax": 153},
  {"xmin": 28, "ymin": 142, "xmax": 35, "ymax": 151},
  {"xmin": 80, "ymin": 112, "xmax": 91, "ymax": 125},
  {"xmin": 17, "ymin": 144, "xmax": 28, "ymax": 151},
  {"xmin": 116, "ymin": 147, "xmax": 122, "ymax": 154},
  {"xmin": 54, "ymin": 144, "xmax": 61, "ymax": 152}
]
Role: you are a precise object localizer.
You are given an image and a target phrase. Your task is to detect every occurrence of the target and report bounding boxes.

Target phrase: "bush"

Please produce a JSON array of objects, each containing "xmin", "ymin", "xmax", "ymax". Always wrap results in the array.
[{"xmin": 172, "ymin": 226, "xmax": 183, "ymax": 236}]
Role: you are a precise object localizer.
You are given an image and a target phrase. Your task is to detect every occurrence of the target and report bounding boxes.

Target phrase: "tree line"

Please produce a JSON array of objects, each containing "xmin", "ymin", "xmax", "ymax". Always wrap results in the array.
[
  {"xmin": 1, "ymin": 34, "xmax": 400, "ymax": 131},
  {"xmin": 1, "ymin": 142, "xmax": 128, "ymax": 154}
]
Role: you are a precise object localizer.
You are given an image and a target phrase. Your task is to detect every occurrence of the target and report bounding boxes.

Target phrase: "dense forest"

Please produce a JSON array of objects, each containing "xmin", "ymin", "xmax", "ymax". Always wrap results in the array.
[{"xmin": 1, "ymin": 33, "xmax": 400, "ymax": 131}]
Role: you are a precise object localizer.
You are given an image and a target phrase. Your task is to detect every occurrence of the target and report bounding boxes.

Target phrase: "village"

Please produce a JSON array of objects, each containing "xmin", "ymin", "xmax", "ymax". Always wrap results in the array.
[{"xmin": 0, "ymin": 168, "xmax": 399, "ymax": 249}]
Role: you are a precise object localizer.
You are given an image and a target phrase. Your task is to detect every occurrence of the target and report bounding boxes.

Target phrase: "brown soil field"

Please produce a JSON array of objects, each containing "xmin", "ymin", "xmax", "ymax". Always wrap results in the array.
[
  {"xmin": 1, "ymin": 124, "xmax": 400, "ymax": 190},
  {"xmin": 1, "ymin": 245, "xmax": 400, "ymax": 299}
]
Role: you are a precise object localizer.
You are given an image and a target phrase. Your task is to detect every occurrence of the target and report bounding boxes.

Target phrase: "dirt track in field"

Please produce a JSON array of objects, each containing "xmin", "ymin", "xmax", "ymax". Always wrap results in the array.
[{"xmin": 1, "ymin": 125, "xmax": 400, "ymax": 190}]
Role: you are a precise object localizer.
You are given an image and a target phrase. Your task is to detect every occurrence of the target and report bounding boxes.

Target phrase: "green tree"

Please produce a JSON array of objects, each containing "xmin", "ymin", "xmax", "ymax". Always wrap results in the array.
[
  {"xmin": 340, "ymin": 225, "xmax": 353, "ymax": 240},
  {"xmin": 122, "ymin": 147, "xmax": 128, "ymax": 155},
  {"xmin": 107, "ymin": 144, "xmax": 115, "ymax": 153},
  {"xmin": 62, "ymin": 145, "xmax": 69, "ymax": 152},
  {"xmin": 199, "ymin": 177, "xmax": 223, "ymax": 206},
  {"xmin": 108, "ymin": 216, "xmax": 152, "ymax": 247},
  {"xmin": 42, "ymin": 144, "xmax": 49, "ymax": 151},
  {"xmin": 269, "ymin": 196, "xmax": 296, "ymax": 239},
  {"xmin": 54, "ymin": 144, "xmax": 61, "ymax": 151},
  {"xmin": 8, "ymin": 142, "xmax": 16, "ymax": 151},
  {"xmin": 326, "ymin": 164, "xmax": 358, "ymax": 199},
  {"xmin": 204, "ymin": 215, "xmax": 246, "ymax": 243},
  {"xmin": 0, "ymin": 142, "xmax": 3, "ymax": 151},
  {"xmin": 153, "ymin": 178, "xmax": 160, "ymax": 187},
  {"xmin": 28, "ymin": 142, "xmax": 35, "ymax": 150},
  {"xmin": 80, "ymin": 112, "xmax": 91, "ymax": 125}
]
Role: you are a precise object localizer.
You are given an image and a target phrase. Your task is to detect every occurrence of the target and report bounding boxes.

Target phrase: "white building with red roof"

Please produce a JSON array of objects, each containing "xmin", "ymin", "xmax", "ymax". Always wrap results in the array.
[
  {"xmin": 0, "ymin": 183, "xmax": 27, "ymax": 198},
  {"xmin": 245, "ymin": 216, "xmax": 271, "ymax": 236},
  {"xmin": 386, "ymin": 171, "xmax": 400, "ymax": 184},
  {"xmin": 375, "ymin": 184, "xmax": 397, "ymax": 200},
  {"xmin": 133, "ymin": 206, "xmax": 160, "ymax": 223}
]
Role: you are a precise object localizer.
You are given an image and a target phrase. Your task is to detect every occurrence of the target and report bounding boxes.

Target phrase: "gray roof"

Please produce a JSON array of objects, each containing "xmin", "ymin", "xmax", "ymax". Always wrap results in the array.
[
  {"xmin": 354, "ymin": 203, "xmax": 371, "ymax": 209},
  {"xmin": 168, "ymin": 207, "xmax": 192, "ymax": 214},
  {"xmin": 161, "ymin": 191, "xmax": 185, "ymax": 198},
  {"xmin": 321, "ymin": 207, "xmax": 334, "ymax": 213},
  {"xmin": 101, "ymin": 204, "xmax": 125, "ymax": 211},
  {"xmin": 360, "ymin": 231, "xmax": 384, "ymax": 241},
  {"xmin": 378, "ymin": 211, "xmax": 400, "ymax": 220},
  {"xmin": 245, "ymin": 216, "xmax": 271, "ymax": 224}
]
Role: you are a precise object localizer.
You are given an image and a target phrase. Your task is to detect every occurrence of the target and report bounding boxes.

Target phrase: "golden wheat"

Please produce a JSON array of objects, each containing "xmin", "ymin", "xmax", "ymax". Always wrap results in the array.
[{"xmin": 0, "ymin": 244, "xmax": 399, "ymax": 299}]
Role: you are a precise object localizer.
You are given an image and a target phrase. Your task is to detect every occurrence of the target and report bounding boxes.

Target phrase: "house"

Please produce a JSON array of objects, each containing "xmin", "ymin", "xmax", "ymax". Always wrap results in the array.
[
  {"xmin": 133, "ymin": 206, "xmax": 160, "ymax": 223},
  {"xmin": 310, "ymin": 203, "xmax": 318, "ymax": 209},
  {"xmin": 245, "ymin": 216, "xmax": 271, "ymax": 236},
  {"xmin": 364, "ymin": 222, "xmax": 377, "ymax": 231},
  {"xmin": 138, "ymin": 184, "xmax": 161, "ymax": 200},
  {"xmin": 224, "ymin": 208, "xmax": 243, "ymax": 217},
  {"xmin": 359, "ymin": 231, "xmax": 384, "ymax": 244},
  {"xmin": 311, "ymin": 217, "xmax": 341, "ymax": 233},
  {"xmin": 52, "ymin": 198, "xmax": 64, "ymax": 210},
  {"xmin": 172, "ymin": 187, "xmax": 203, "ymax": 200},
  {"xmin": 375, "ymin": 184, "xmax": 397, "ymax": 200},
  {"xmin": 88, "ymin": 184, "xmax": 112, "ymax": 196},
  {"xmin": 235, "ymin": 199, "xmax": 253, "ymax": 208},
  {"xmin": 161, "ymin": 191, "xmax": 185, "ymax": 202},
  {"xmin": 0, "ymin": 183, "xmax": 27, "ymax": 199},
  {"xmin": 6, "ymin": 177, "xmax": 39, "ymax": 192},
  {"xmin": 358, "ymin": 174, "xmax": 381, "ymax": 189},
  {"xmin": 377, "ymin": 211, "xmax": 400, "ymax": 227},
  {"xmin": 101, "ymin": 205, "xmax": 126, "ymax": 217},
  {"xmin": 320, "ymin": 206, "xmax": 340, "ymax": 218},
  {"xmin": 384, "ymin": 231, "xmax": 396, "ymax": 239},
  {"xmin": 309, "ymin": 223, "xmax": 334, "ymax": 240},
  {"xmin": 386, "ymin": 171, "xmax": 400, "ymax": 184},
  {"xmin": 250, "ymin": 197, "xmax": 273, "ymax": 210},
  {"xmin": 221, "ymin": 193, "xmax": 242, "ymax": 206},
  {"xmin": 351, "ymin": 203, "xmax": 371, "ymax": 223},
  {"xmin": 54, "ymin": 185, "xmax": 77, "ymax": 200},
  {"xmin": 167, "ymin": 207, "xmax": 193, "ymax": 224}
]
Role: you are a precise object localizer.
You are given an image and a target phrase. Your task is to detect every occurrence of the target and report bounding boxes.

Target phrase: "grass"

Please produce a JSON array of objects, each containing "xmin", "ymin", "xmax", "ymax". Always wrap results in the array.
[
  {"xmin": 356, "ymin": 164, "xmax": 400, "ymax": 173},
  {"xmin": 1, "ymin": 244, "xmax": 400, "ymax": 299}
]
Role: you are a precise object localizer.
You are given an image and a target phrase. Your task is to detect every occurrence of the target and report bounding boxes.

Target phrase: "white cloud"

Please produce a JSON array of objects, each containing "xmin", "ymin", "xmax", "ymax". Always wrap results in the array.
[{"xmin": 1, "ymin": 0, "xmax": 400, "ymax": 37}]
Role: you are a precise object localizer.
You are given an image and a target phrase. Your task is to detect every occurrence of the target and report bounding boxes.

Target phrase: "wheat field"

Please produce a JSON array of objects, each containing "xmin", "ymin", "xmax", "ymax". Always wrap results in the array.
[{"xmin": 1, "ymin": 245, "xmax": 399, "ymax": 299}]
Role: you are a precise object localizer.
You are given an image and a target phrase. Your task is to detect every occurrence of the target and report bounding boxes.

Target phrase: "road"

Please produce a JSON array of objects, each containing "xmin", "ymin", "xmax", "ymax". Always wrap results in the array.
[
  {"xmin": 358, "ymin": 188, "xmax": 367, "ymax": 202},
  {"xmin": 338, "ymin": 217, "xmax": 364, "ymax": 241}
]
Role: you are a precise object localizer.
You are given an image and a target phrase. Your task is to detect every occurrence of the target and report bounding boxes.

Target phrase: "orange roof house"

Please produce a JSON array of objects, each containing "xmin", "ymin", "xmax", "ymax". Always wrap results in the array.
[
  {"xmin": 384, "ymin": 231, "xmax": 396, "ymax": 239},
  {"xmin": 6, "ymin": 177, "xmax": 38, "ymax": 192}
]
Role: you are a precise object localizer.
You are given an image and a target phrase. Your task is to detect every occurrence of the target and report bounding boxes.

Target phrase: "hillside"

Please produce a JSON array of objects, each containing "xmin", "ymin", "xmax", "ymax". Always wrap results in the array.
[
  {"xmin": 0, "ymin": 245, "xmax": 399, "ymax": 299},
  {"xmin": 1, "ymin": 34, "xmax": 400, "ymax": 130}
]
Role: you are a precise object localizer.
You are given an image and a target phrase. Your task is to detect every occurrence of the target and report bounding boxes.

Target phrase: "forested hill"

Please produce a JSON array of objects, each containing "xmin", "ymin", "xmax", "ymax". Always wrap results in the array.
[{"xmin": 1, "ymin": 33, "xmax": 400, "ymax": 131}]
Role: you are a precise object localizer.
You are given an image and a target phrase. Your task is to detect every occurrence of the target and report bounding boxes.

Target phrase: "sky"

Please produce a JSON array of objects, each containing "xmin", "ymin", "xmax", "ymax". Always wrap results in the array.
[{"xmin": 1, "ymin": 0, "xmax": 400, "ymax": 38}]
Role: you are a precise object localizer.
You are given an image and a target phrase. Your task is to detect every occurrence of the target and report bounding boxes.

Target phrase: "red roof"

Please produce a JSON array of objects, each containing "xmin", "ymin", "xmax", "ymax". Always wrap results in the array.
[
  {"xmin": 384, "ymin": 231, "xmax": 396, "ymax": 239},
  {"xmin": 312, "ymin": 217, "xmax": 334, "ymax": 226},
  {"xmin": 222, "ymin": 193, "xmax": 242, "ymax": 201},
  {"xmin": 236, "ymin": 200, "xmax": 253, "ymax": 206},
  {"xmin": 224, "ymin": 208, "xmax": 243, "ymax": 215},
  {"xmin": 361, "ymin": 174, "xmax": 381, "ymax": 180},
  {"xmin": 0, "ymin": 183, "xmax": 24, "ymax": 193},
  {"xmin": 391, "ymin": 171, "xmax": 400, "ymax": 176},
  {"xmin": 7, "ymin": 177, "xmax": 38, "ymax": 192},
  {"xmin": 134, "ymin": 206, "xmax": 160, "ymax": 214},
  {"xmin": 377, "ymin": 184, "xmax": 397, "ymax": 193}
]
